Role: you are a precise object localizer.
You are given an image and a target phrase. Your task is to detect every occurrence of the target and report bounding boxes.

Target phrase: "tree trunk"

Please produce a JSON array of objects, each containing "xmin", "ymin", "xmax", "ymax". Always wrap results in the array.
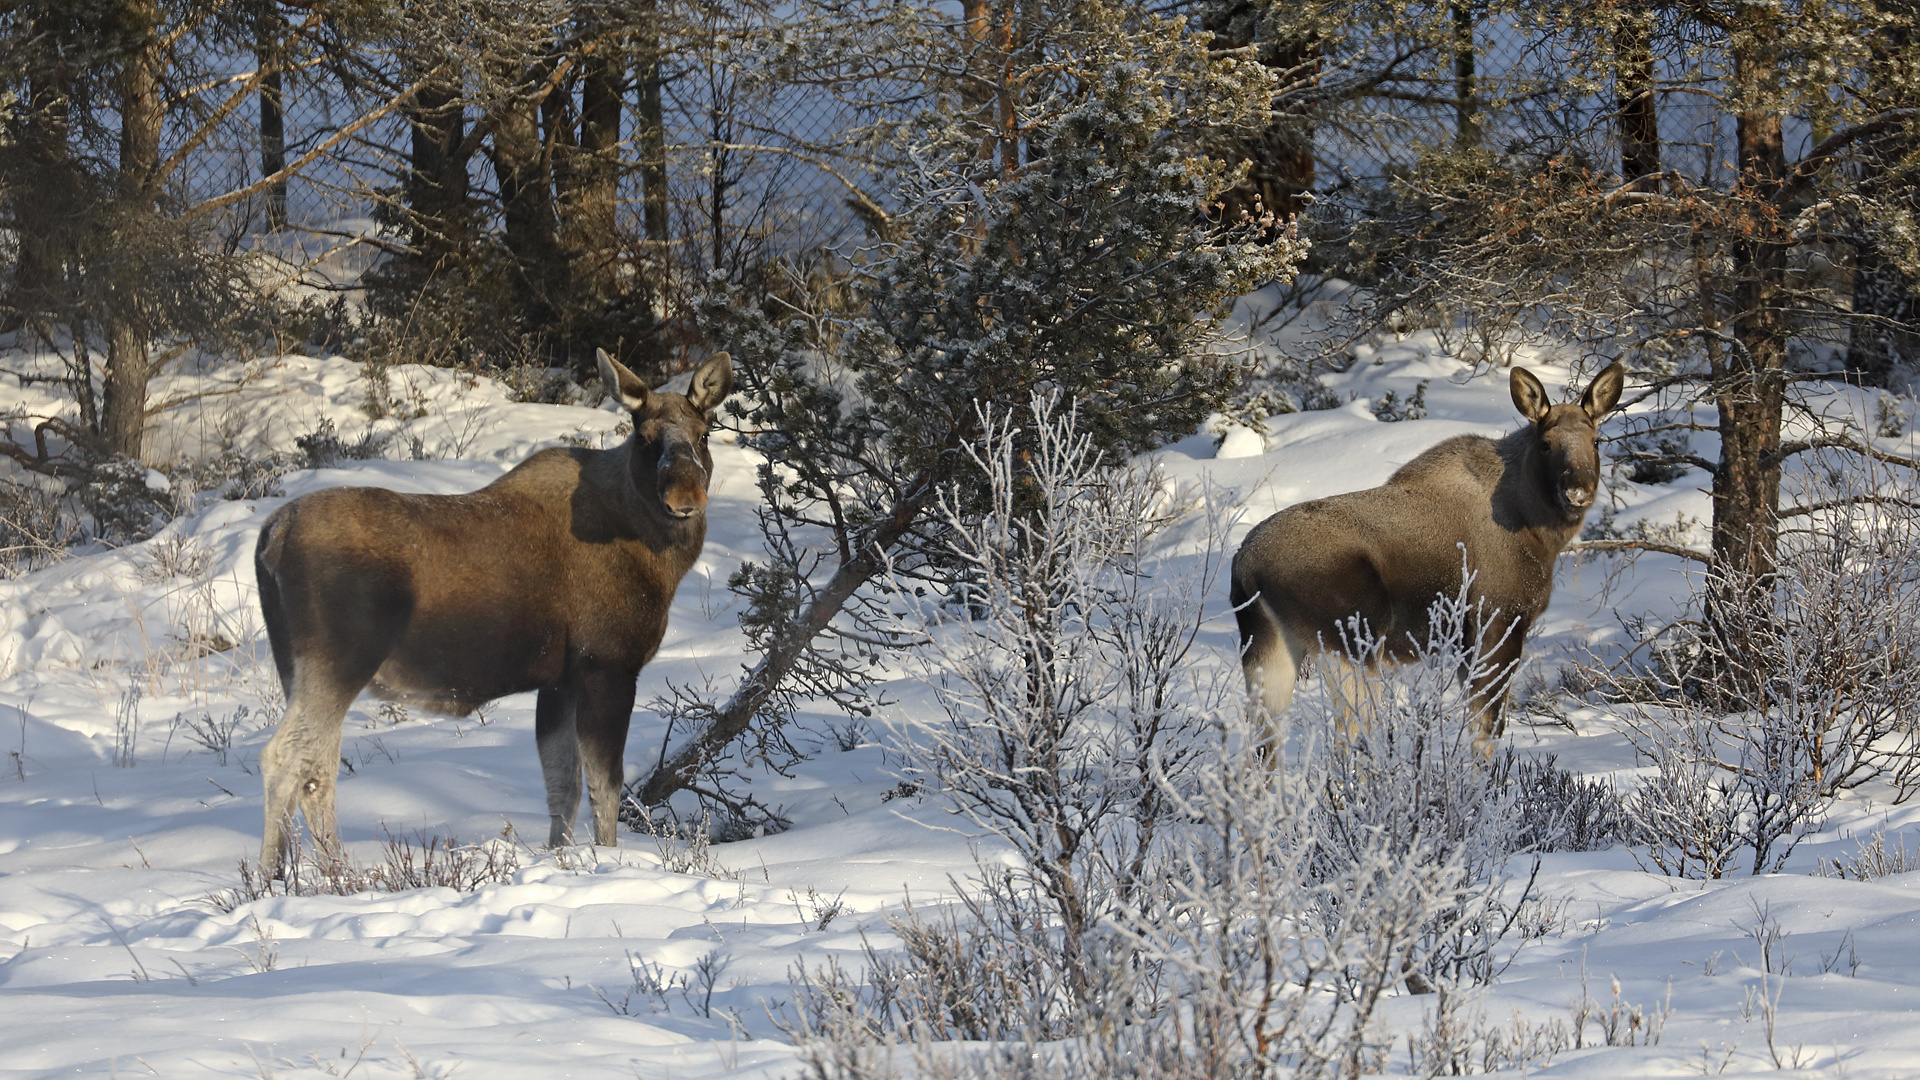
[
  {"xmin": 489, "ymin": 65, "xmax": 566, "ymax": 338},
  {"xmin": 636, "ymin": 39, "xmax": 669, "ymax": 252},
  {"xmin": 258, "ymin": 13, "xmax": 288, "ymax": 231},
  {"xmin": 635, "ymin": 21, "xmax": 671, "ymax": 377},
  {"xmin": 3, "ymin": 35, "xmax": 74, "ymax": 334},
  {"xmin": 1712, "ymin": 47, "xmax": 1790, "ymax": 604},
  {"xmin": 103, "ymin": 0, "xmax": 164, "ymax": 463},
  {"xmin": 404, "ymin": 82, "xmax": 469, "ymax": 264},
  {"xmin": 1844, "ymin": 11, "xmax": 1917, "ymax": 386},
  {"xmin": 1846, "ymin": 247, "xmax": 1916, "ymax": 388},
  {"xmin": 962, "ymin": 0, "xmax": 1018, "ymax": 179},
  {"xmin": 568, "ymin": 45, "xmax": 623, "ymax": 302},
  {"xmin": 1452, "ymin": 0, "xmax": 1479, "ymax": 147},
  {"xmin": 629, "ymin": 464, "xmax": 951, "ymax": 809},
  {"xmin": 1615, "ymin": 10, "xmax": 1659, "ymax": 190}
]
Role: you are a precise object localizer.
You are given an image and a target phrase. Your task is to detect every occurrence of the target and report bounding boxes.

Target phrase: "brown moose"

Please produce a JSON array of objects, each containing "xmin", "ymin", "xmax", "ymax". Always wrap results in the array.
[
  {"xmin": 253, "ymin": 349, "xmax": 733, "ymax": 874},
  {"xmin": 1230, "ymin": 363, "xmax": 1624, "ymax": 748}
]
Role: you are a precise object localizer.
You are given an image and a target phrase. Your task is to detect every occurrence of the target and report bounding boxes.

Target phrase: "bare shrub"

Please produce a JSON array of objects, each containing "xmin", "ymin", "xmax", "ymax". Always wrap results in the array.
[
  {"xmin": 0, "ymin": 477, "xmax": 81, "ymax": 576},
  {"xmin": 1818, "ymin": 826, "xmax": 1920, "ymax": 881},
  {"xmin": 1294, "ymin": 589, "xmax": 1550, "ymax": 995},
  {"xmin": 112, "ymin": 685, "xmax": 141, "ymax": 768},
  {"xmin": 637, "ymin": 809, "xmax": 745, "ymax": 881},
  {"xmin": 169, "ymin": 704, "xmax": 253, "ymax": 766},
  {"xmin": 208, "ymin": 828, "xmax": 520, "ymax": 912},
  {"xmin": 179, "ymin": 447, "xmax": 299, "ymax": 501},
  {"xmin": 294, "ymin": 417, "xmax": 388, "ymax": 469},
  {"xmin": 1404, "ymin": 990, "xmax": 1574, "ymax": 1076},
  {"xmin": 1496, "ymin": 752, "xmax": 1641, "ymax": 853},
  {"xmin": 783, "ymin": 396, "xmax": 1550, "ymax": 1080},
  {"xmin": 882, "ymin": 393, "xmax": 1223, "ymax": 1028},
  {"xmin": 1600, "ymin": 453, "xmax": 1920, "ymax": 876}
]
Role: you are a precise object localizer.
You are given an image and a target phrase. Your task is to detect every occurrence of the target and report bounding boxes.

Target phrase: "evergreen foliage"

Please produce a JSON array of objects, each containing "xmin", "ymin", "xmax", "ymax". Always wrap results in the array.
[{"xmin": 629, "ymin": 0, "xmax": 1305, "ymax": 811}]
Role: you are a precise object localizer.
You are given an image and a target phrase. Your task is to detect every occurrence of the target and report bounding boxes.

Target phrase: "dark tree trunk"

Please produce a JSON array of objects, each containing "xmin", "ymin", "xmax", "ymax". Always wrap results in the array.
[
  {"xmin": 1615, "ymin": 10, "xmax": 1659, "ymax": 190},
  {"xmin": 4, "ymin": 41, "xmax": 74, "ymax": 334},
  {"xmin": 1200, "ymin": 1, "xmax": 1317, "ymax": 230},
  {"xmin": 1712, "ymin": 64, "xmax": 1790, "ymax": 599},
  {"xmin": 1452, "ymin": 0, "xmax": 1480, "ymax": 147},
  {"xmin": 1847, "ymin": 249, "xmax": 1917, "ymax": 387},
  {"xmin": 1845, "ymin": 12, "xmax": 1918, "ymax": 386},
  {"xmin": 404, "ymin": 82, "xmax": 469, "ymax": 264},
  {"xmin": 489, "ymin": 66, "xmax": 566, "ymax": 337},
  {"xmin": 634, "ymin": 21, "xmax": 671, "ymax": 377},
  {"xmin": 103, "ymin": 0, "xmax": 164, "ymax": 462},
  {"xmin": 258, "ymin": 12, "xmax": 288, "ymax": 231},
  {"xmin": 569, "ymin": 46, "xmax": 623, "ymax": 301},
  {"xmin": 636, "ymin": 39, "xmax": 669, "ymax": 252}
]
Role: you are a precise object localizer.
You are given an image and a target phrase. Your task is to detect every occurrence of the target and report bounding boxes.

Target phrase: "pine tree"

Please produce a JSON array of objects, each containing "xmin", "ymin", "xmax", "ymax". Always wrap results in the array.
[
  {"xmin": 629, "ymin": 0, "xmax": 1305, "ymax": 812},
  {"xmin": 1323, "ymin": 0, "xmax": 1920, "ymax": 609}
]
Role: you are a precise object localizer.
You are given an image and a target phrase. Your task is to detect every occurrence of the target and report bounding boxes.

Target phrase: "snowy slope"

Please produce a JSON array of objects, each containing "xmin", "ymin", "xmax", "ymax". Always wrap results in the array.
[{"xmin": 4, "ymin": 345, "xmax": 1920, "ymax": 1078}]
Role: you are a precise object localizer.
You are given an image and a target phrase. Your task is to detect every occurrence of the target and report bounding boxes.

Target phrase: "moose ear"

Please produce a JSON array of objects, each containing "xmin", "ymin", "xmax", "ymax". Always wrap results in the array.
[
  {"xmin": 597, "ymin": 348, "xmax": 651, "ymax": 413},
  {"xmin": 1582, "ymin": 362, "xmax": 1625, "ymax": 420},
  {"xmin": 685, "ymin": 351, "xmax": 734, "ymax": 415},
  {"xmin": 1510, "ymin": 367, "xmax": 1551, "ymax": 423}
]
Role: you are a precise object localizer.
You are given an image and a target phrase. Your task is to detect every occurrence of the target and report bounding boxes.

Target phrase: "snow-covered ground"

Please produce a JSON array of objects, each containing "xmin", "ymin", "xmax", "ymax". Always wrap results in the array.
[{"xmin": 5, "ymin": 335, "xmax": 1920, "ymax": 1078}]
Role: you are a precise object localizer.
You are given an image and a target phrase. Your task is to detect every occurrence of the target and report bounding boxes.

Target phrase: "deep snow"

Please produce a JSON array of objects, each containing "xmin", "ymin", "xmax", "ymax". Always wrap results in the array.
[{"xmin": 4, "ymin": 335, "xmax": 1920, "ymax": 1078}]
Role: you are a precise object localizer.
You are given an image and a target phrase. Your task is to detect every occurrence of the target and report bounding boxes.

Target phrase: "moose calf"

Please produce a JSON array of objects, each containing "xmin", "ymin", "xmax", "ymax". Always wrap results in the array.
[
  {"xmin": 1231, "ymin": 362, "xmax": 1624, "ymax": 748},
  {"xmin": 253, "ymin": 349, "xmax": 732, "ymax": 875}
]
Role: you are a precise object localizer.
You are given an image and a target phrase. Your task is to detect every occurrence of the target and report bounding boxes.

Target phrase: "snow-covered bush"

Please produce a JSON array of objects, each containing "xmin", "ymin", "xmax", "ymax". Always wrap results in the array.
[
  {"xmin": 82, "ymin": 456, "xmax": 173, "ymax": 543},
  {"xmin": 1610, "ymin": 454, "xmax": 1920, "ymax": 876},
  {"xmin": 784, "ymin": 395, "xmax": 1551, "ymax": 1079},
  {"xmin": 0, "ymin": 475, "xmax": 81, "ymax": 575},
  {"xmin": 210, "ymin": 829, "xmax": 520, "ymax": 912}
]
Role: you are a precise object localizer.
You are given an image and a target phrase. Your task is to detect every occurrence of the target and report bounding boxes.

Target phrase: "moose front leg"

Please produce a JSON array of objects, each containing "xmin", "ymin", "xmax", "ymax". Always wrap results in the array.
[
  {"xmin": 1466, "ymin": 622, "xmax": 1528, "ymax": 753},
  {"xmin": 535, "ymin": 684, "xmax": 582, "ymax": 847},
  {"xmin": 574, "ymin": 667, "xmax": 640, "ymax": 847}
]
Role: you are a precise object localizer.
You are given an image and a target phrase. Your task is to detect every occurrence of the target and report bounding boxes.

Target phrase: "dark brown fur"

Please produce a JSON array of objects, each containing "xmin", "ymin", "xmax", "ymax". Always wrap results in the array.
[
  {"xmin": 254, "ymin": 349, "xmax": 733, "ymax": 872},
  {"xmin": 1230, "ymin": 363, "xmax": 1624, "ymax": 747}
]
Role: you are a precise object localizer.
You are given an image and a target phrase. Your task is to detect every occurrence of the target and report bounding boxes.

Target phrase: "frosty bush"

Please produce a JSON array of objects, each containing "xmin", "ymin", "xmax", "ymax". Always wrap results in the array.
[
  {"xmin": 209, "ymin": 828, "xmax": 520, "ymax": 911},
  {"xmin": 784, "ymin": 395, "xmax": 1553, "ymax": 1079},
  {"xmin": 887, "ymin": 391, "xmax": 1223, "ymax": 1032},
  {"xmin": 1496, "ymin": 752, "xmax": 1641, "ymax": 854},
  {"xmin": 294, "ymin": 417, "xmax": 388, "ymax": 469},
  {"xmin": 0, "ymin": 476, "xmax": 80, "ymax": 576},
  {"xmin": 83, "ymin": 457, "xmax": 172, "ymax": 543},
  {"xmin": 1610, "ymin": 454, "xmax": 1920, "ymax": 876}
]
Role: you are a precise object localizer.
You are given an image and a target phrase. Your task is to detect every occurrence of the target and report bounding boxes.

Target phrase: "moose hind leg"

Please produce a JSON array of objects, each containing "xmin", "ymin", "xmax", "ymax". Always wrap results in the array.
[
  {"xmin": 1319, "ymin": 647, "xmax": 1382, "ymax": 744},
  {"xmin": 1235, "ymin": 590, "xmax": 1306, "ymax": 717},
  {"xmin": 260, "ymin": 672, "xmax": 356, "ymax": 875},
  {"xmin": 575, "ymin": 668, "xmax": 639, "ymax": 847},
  {"xmin": 535, "ymin": 685, "xmax": 582, "ymax": 847}
]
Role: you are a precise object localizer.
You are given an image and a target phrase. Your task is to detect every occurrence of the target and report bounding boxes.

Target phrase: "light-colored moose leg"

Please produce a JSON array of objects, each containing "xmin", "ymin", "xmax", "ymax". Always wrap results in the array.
[
  {"xmin": 260, "ymin": 672, "xmax": 354, "ymax": 875},
  {"xmin": 1319, "ymin": 647, "xmax": 1384, "ymax": 745},
  {"xmin": 1235, "ymin": 591, "xmax": 1309, "ymax": 764},
  {"xmin": 535, "ymin": 685, "xmax": 582, "ymax": 847},
  {"xmin": 1465, "ymin": 627, "xmax": 1526, "ymax": 755}
]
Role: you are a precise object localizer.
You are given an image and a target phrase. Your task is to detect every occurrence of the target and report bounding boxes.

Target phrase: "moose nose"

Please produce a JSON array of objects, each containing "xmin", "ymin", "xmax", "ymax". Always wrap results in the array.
[
  {"xmin": 1564, "ymin": 487, "xmax": 1594, "ymax": 509},
  {"xmin": 660, "ymin": 476, "xmax": 707, "ymax": 518}
]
